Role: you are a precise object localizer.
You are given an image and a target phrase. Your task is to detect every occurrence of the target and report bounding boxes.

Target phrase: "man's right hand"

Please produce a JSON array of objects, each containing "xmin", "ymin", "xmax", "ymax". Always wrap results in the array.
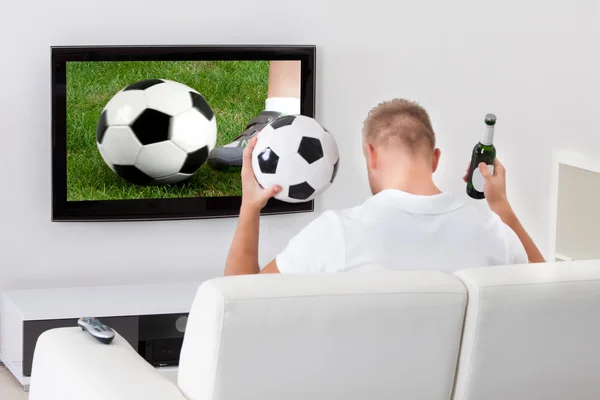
[
  {"xmin": 463, "ymin": 158, "xmax": 511, "ymax": 216},
  {"xmin": 463, "ymin": 158, "xmax": 545, "ymax": 263}
]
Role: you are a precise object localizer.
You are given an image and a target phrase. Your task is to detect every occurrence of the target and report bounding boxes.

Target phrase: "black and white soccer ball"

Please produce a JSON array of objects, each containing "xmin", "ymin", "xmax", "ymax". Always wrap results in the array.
[
  {"xmin": 252, "ymin": 115, "xmax": 340, "ymax": 203},
  {"xmin": 96, "ymin": 79, "xmax": 217, "ymax": 185}
]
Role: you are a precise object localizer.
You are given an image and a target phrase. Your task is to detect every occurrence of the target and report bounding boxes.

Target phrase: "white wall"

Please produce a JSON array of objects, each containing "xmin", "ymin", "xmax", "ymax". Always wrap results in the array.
[{"xmin": 1, "ymin": 0, "xmax": 599, "ymax": 289}]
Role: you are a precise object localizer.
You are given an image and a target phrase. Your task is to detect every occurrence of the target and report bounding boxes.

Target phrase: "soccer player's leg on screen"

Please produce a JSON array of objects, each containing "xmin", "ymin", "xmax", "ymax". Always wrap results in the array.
[
  {"xmin": 207, "ymin": 61, "xmax": 301, "ymax": 171},
  {"xmin": 265, "ymin": 60, "xmax": 301, "ymax": 114}
]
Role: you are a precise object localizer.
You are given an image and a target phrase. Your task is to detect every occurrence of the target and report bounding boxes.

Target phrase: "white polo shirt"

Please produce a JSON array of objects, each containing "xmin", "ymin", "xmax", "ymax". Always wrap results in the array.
[{"xmin": 276, "ymin": 189, "xmax": 528, "ymax": 273}]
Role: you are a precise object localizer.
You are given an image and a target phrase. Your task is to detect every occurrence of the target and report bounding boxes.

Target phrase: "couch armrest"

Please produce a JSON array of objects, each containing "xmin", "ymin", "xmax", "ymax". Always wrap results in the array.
[{"xmin": 29, "ymin": 327, "xmax": 186, "ymax": 400}]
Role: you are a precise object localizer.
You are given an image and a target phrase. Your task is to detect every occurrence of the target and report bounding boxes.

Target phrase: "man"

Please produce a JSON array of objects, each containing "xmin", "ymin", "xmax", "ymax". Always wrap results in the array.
[{"xmin": 224, "ymin": 99, "xmax": 544, "ymax": 276}]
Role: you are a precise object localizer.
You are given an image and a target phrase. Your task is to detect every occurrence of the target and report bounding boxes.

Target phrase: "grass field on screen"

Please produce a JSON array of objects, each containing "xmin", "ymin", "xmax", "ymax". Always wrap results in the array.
[{"xmin": 66, "ymin": 60, "xmax": 269, "ymax": 201}]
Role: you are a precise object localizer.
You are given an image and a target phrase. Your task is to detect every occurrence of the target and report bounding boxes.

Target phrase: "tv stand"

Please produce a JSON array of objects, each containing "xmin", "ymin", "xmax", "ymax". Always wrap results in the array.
[{"xmin": 0, "ymin": 282, "xmax": 200, "ymax": 391}]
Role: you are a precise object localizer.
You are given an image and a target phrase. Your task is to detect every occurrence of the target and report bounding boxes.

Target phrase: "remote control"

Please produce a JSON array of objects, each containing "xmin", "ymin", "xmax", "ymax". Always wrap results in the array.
[{"xmin": 77, "ymin": 317, "xmax": 115, "ymax": 344}]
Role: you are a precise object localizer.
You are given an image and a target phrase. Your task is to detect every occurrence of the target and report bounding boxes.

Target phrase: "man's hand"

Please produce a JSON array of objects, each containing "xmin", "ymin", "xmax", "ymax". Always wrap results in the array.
[
  {"xmin": 463, "ymin": 158, "xmax": 545, "ymax": 263},
  {"xmin": 463, "ymin": 158, "xmax": 510, "ymax": 216},
  {"xmin": 241, "ymin": 136, "xmax": 281, "ymax": 212}
]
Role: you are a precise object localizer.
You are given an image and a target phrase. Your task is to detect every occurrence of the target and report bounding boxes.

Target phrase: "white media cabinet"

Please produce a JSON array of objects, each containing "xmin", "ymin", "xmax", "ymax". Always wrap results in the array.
[
  {"xmin": 549, "ymin": 149, "xmax": 600, "ymax": 262},
  {"xmin": 0, "ymin": 282, "xmax": 201, "ymax": 391}
]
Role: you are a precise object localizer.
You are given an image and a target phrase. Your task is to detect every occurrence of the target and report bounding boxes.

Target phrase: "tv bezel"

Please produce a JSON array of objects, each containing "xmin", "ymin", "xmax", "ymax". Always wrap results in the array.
[{"xmin": 51, "ymin": 45, "xmax": 316, "ymax": 222}]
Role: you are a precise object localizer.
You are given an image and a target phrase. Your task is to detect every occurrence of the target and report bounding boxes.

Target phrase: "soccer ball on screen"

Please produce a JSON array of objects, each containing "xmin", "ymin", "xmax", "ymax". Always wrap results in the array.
[
  {"xmin": 252, "ymin": 115, "xmax": 340, "ymax": 203},
  {"xmin": 96, "ymin": 79, "xmax": 217, "ymax": 185}
]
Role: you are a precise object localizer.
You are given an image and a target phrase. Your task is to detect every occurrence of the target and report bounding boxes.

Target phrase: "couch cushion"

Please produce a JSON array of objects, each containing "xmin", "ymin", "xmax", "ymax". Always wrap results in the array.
[
  {"xmin": 178, "ymin": 271, "xmax": 467, "ymax": 400},
  {"xmin": 453, "ymin": 260, "xmax": 600, "ymax": 400}
]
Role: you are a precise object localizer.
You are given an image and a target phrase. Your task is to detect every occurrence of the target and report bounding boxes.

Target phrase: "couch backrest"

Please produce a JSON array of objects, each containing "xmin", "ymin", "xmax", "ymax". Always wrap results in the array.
[
  {"xmin": 178, "ymin": 271, "xmax": 467, "ymax": 400},
  {"xmin": 453, "ymin": 260, "xmax": 600, "ymax": 400}
]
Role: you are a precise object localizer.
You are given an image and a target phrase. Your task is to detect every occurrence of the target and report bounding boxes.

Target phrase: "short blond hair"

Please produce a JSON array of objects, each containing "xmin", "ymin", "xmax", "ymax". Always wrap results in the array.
[{"xmin": 363, "ymin": 99, "xmax": 436, "ymax": 154}]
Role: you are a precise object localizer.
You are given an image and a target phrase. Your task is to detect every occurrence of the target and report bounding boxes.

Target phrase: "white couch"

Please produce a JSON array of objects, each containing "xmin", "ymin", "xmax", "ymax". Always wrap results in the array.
[{"xmin": 28, "ymin": 261, "xmax": 600, "ymax": 400}]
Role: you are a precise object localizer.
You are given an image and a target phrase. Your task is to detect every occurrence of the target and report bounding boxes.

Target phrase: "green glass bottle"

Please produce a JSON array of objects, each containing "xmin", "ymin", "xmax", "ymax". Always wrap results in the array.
[{"xmin": 466, "ymin": 113, "xmax": 497, "ymax": 199}]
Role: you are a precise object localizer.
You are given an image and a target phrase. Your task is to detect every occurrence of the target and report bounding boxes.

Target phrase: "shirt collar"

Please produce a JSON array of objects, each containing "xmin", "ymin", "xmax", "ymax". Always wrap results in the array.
[{"xmin": 366, "ymin": 189, "xmax": 465, "ymax": 215}]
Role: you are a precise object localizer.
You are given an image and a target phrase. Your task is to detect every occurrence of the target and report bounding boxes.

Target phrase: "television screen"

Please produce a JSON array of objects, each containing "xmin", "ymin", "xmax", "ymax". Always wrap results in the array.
[{"xmin": 52, "ymin": 46, "xmax": 316, "ymax": 221}]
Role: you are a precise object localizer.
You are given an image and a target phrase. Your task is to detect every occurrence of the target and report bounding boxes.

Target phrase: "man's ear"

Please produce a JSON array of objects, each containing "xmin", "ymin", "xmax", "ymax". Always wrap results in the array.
[
  {"xmin": 432, "ymin": 148, "xmax": 441, "ymax": 172},
  {"xmin": 364, "ymin": 143, "xmax": 377, "ymax": 171}
]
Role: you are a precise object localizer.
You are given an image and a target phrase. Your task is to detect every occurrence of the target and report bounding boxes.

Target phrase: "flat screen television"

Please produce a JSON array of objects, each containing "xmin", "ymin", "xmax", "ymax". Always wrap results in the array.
[{"xmin": 51, "ymin": 45, "xmax": 316, "ymax": 221}]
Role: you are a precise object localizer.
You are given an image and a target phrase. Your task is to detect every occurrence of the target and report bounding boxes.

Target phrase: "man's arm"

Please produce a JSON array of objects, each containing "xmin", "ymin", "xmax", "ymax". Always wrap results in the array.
[
  {"xmin": 224, "ymin": 206, "xmax": 281, "ymax": 275},
  {"xmin": 494, "ymin": 204, "xmax": 545, "ymax": 263},
  {"xmin": 224, "ymin": 137, "xmax": 281, "ymax": 276},
  {"xmin": 473, "ymin": 159, "xmax": 545, "ymax": 263}
]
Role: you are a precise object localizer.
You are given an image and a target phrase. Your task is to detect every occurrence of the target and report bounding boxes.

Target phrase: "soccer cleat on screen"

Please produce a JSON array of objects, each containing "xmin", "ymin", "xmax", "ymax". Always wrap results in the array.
[{"xmin": 207, "ymin": 111, "xmax": 283, "ymax": 171}]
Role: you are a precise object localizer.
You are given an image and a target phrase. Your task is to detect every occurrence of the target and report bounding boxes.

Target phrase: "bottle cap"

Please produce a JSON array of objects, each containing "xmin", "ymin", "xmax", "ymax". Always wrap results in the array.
[{"xmin": 485, "ymin": 113, "xmax": 497, "ymax": 126}]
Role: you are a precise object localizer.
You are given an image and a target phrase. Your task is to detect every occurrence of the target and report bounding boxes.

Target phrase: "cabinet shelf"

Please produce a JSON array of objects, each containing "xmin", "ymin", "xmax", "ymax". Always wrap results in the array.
[{"xmin": 554, "ymin": 253, "xmax": 575, "ymax": 262}]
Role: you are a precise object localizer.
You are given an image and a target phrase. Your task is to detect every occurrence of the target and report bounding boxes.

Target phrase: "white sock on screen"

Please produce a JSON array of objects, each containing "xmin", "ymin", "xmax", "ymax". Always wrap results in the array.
[{"xmin": 265, "ymin": 97, "xmax": 301, "ymax": 115}]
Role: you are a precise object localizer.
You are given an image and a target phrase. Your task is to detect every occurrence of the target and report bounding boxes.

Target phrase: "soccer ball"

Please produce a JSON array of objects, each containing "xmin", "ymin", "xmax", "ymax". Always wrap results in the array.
[
  {"xmin": 252, "ymin": 115, "xmax": 340, "ymax": 203},
  {"xmin": 96, "ymin": 79, "xmax": 217, "ymax": 185}
]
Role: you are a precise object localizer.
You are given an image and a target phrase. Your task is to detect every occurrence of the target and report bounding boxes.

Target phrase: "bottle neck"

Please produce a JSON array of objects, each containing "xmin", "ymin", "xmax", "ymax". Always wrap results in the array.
[{"xmin": 481, "ymin": 125, "xmax": 495, "ymax": 146}]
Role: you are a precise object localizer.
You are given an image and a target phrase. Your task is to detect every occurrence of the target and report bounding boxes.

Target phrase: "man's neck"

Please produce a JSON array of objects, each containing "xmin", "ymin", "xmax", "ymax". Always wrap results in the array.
[{"xmin": 379, "ymin": 169, "xmax": 441, "ymax": 196}]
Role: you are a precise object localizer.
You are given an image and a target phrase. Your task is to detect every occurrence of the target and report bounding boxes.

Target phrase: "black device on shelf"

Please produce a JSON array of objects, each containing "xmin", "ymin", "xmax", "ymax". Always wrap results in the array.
[
  {"xmin": 51, "ymin": 45, "xmax": 316, "ymax": 221},
  {"xmin": 137, "ymin": 314, "xmax": 188, "ymax": 367}
]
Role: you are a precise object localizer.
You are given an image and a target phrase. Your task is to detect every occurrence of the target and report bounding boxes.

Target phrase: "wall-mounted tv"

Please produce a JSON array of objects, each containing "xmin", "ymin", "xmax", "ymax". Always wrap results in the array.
[{"xmin": 51, "ymin": 45, "xmax": 316, "ymax": 221}]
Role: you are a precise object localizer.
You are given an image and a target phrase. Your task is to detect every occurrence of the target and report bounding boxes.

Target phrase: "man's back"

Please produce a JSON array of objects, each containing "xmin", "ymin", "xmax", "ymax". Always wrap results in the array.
[
  {"xmin": 276, "ymin": 190, "xmax": 528, "ymax": 274},
  {"xmin": 223, "ymin": 98, "xmax": 543, "ymax": 277}
]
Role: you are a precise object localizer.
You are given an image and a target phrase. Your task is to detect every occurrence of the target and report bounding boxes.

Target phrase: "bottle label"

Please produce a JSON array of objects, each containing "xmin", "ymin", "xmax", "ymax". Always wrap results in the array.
[
  {"xmin": 481, "ymin": 126, "xmax": 495, "ymax": 146},
  {"xmin": 472, "ymin": 164, "xmax": 494, "ymax": 193}
]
